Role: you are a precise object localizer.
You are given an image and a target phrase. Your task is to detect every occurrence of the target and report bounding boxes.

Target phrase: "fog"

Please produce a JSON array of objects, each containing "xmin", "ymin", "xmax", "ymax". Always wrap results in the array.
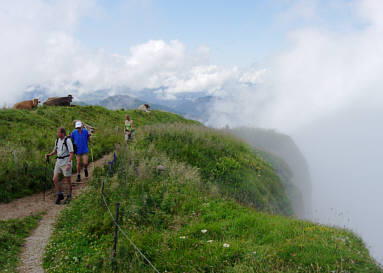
[
  {"xmin": 207, "ymin": 0, "xmax": 383, "ymax": 264},
  {"xmin": 294, "ymin": 97, "xmax": 383, "ymax": 263}
]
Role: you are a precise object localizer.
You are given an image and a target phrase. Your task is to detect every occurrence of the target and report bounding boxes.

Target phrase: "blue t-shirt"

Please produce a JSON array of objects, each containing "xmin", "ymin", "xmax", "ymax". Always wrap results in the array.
[{"xmin": 71, "ymin": 129, "xmax": 89, "ymax": 154}]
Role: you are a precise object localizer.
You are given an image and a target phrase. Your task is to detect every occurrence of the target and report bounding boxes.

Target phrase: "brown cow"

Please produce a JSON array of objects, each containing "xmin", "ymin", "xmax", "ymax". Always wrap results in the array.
[{"xmin": 13, "ymin": 98, "xmax": 40, "ymax": 110}]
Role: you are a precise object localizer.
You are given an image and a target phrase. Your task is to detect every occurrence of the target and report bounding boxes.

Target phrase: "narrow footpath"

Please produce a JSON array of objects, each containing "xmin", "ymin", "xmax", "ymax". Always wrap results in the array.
[{"xmin": 0, "ymin": 154, "xmax": 113, "ymax": 273}]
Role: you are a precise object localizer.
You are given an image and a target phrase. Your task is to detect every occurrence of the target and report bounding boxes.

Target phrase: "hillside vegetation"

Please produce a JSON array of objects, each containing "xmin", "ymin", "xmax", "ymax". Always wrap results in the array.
[
  {"xmin": 0, "ymin": 214, "xmax": 42, "ymax": 272},
  {"xmin": 43, "ymin": 119, "xmax": 381, "ymax": 272},
  {"xmin": 231, "ymin": 128, "xmax": 312, "ymax": 218},
  {"xmin": 0, "ymin": 106, "xmax": 196, "ymax": 202}
]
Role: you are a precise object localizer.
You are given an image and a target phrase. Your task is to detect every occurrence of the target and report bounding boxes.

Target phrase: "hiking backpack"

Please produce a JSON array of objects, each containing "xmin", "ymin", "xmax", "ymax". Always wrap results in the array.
[{"xmin": 55, "ymin": 136, "xmax": 77, "ymax": 155}]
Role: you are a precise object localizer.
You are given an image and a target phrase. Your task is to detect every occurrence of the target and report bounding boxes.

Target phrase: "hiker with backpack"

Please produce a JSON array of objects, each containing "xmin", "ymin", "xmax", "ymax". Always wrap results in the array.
[
  {"xmin": 124, "ymin": 115, "xmax": 134, "ymax": 143},
  {"xmin": 45, "ymin": 127, "xmax": 74, "ymax": 204},
  {"xmin": 71, "ymin": 121, "xmax": 90, "ymax": 182}
]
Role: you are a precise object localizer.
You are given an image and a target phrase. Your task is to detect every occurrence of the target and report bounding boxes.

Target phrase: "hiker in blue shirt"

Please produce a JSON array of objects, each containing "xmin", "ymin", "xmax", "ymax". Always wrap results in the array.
[{"xmin": 71, "ymin": 121, "xmax": 90, "ymax": 182}]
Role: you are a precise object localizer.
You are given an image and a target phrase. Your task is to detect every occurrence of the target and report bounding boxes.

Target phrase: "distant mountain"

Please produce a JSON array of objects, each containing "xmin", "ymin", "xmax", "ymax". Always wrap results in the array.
[
  {"xmin": 171, "ymin": 96, "xmax": 216, "ymax": 122},
  {"xmin": 95, "ymin": 95, "xmax": 175, "ymax": 112},
  {"xmin": 20, "ymin": 84, "xmax": 213, "ymax": 117}
]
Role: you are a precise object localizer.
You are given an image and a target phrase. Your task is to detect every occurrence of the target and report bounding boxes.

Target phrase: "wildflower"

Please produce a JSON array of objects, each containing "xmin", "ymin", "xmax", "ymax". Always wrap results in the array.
[
  {"xmin": 201, "ymin": 229, "xmax": 208, "ymax": 234},
  {"xmin": 179, "ymin": 236, "xmax": 186, "ymax": 239},
  {"xmin": 223, "ymin": 243, "xmax": 230, "ymax": 248},
  {"xmin": 252, "ymin": 251, "xmax": 257, "ymax": 255},
  {"xmin": 207, "ymin": 240, "xmax": 213, "ymax": 243}
]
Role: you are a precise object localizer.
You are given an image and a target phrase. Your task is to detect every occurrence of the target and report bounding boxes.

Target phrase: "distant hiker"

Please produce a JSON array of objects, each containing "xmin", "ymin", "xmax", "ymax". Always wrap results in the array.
[
  {"xmin": 124, "ymin": 115, "xmax": 134, "ymax": 143},
  {"xmin": 71, "ymin": 121, "xmax": 90, "ymax": 182},
  {"xmin": 137, "ymin": 104, "xmax": 150, "ymax": 112},
  {"xmin": 45, "ymin": 127, "xmax": 74, "ymax": 204}
]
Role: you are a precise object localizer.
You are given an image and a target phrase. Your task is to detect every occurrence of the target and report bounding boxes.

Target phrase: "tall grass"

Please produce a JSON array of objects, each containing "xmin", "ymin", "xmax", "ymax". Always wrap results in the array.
[
  {"xmin": 0, "ymin": 214, "xmax": 43, "ymax": 272},
  {"xmin": 135, "ymin": 123, "xmax": 293, "ymax": 216}
]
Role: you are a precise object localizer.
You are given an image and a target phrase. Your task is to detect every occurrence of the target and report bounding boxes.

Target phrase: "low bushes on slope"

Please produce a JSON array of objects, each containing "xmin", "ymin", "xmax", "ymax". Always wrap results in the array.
[
  {"xmin": 44, "ymin": 143, "xmax": 382, "ymax": 272},
  {"xmin": 0, "ymin": 106, "xmax": 197, "ymax": 202},
  {"xmin": 135, "ymin": 123, "xmax": 292, "ymax": 216}
]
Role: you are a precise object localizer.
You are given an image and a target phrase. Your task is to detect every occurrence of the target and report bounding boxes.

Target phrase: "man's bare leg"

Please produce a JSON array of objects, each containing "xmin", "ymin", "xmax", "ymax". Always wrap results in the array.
[
  {"xmin": 83, "ymin": 154, "xmax": 89, "ymax": 177},
  {"xmin": 53, "ymin": 173, "xmax": 60, "ymax": 193}
]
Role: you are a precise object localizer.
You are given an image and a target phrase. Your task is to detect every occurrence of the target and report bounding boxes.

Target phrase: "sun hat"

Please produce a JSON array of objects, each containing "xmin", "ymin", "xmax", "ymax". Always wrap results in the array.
[{"xmin": 75, "ymin": 121, "xmax": 82, "ymax": 128}]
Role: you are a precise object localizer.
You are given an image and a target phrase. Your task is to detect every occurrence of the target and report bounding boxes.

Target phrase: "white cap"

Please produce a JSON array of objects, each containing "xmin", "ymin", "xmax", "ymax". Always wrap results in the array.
[{"xmin": 75, "ymin": 121, "xmax": 82, "ymax": 128}]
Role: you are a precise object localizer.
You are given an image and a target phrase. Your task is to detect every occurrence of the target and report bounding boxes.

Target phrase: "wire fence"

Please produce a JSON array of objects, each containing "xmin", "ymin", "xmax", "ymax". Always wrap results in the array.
[{"xmin": 100, "ymin": 153, "xmax": 160, "ymax": 273}]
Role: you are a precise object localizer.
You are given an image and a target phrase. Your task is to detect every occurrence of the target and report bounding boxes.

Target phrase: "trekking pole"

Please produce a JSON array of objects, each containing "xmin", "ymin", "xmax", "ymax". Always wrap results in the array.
[
  {"xmin": 44, "ymin": 156, "xmax": 49, "ymax": 201},
  {"xmin": 91, "ymin": 143, "xmax": 94, "ymax": 172}
]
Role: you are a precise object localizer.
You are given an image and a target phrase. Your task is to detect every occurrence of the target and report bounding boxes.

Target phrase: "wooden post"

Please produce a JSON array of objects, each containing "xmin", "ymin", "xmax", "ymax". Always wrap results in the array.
[
  {"xmin": 113, "ymin": 202, "xmax": 120, "ymax": 259},
  {"xmin": 100, "ymin": 180, "xmax": 105, "ymax": 205},
  {"xmin": 108, "ymin": 162, "xmax": 113, "ymax": 177},
  {"xmin": 13, "ymin": 151, "xmax": 17, "ymax": 164}
]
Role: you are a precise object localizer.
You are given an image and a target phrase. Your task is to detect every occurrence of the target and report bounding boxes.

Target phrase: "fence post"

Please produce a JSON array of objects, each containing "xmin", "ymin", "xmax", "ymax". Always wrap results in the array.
[
  {"xmin": 113, "ymin": 202, "xmax": 120, "ymax": 262},
  {"xmin": 108, "ymin": 162, "xmax": 113, "ymax": 177},
  {"xmin": 13, "ymin": 151, "xmax": 18, "ymax": 164}
]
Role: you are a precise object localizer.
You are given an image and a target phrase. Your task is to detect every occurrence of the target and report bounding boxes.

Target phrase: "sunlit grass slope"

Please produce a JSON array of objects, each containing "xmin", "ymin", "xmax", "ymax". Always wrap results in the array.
[{"xmin": 44, "ymin": 123, "xmax": 381, "ymax": 272}]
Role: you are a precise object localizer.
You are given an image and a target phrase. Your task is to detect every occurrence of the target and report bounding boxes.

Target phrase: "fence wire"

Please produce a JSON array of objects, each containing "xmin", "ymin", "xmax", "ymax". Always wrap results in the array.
[{"xmin": 100, "ymin": 185, "xmax": 160, "ymax": 273}]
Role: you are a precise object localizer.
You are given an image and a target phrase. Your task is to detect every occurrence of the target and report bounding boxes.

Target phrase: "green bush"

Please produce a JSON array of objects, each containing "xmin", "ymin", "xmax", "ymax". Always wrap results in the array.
[{"xmin": 0, "ymin": 214, "xmax": 42, "ymax": 272}]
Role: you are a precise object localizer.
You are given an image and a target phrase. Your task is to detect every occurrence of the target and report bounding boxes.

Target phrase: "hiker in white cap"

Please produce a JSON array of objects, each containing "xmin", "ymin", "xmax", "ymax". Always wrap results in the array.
[{"xmin": 70, "ymin": 121, "xmax": 90, "ymax": 182}]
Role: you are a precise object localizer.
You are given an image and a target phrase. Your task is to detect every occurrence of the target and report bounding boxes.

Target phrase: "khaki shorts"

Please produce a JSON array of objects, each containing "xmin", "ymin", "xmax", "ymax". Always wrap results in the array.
[{"xmin": 54, "ymin": 163, "xmax": 72, "ymax": 177}]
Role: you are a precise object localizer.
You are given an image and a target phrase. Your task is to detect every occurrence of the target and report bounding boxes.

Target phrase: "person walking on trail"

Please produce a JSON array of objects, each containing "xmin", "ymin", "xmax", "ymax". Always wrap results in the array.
[
  {"xmin": 71, "ymin": 121, "xmax": 90, "ymax": 182},
  {"xmin": 124, "ymin": 115, "xmax": 134, "ymax": 143},
  {"xmin": 45, "ymin": 127, "xmax": 74, "ymax": 205}
]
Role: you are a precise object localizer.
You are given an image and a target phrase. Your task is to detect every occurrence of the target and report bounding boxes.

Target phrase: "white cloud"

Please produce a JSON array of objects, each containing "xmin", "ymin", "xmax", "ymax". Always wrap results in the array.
[
  {"xmin": 209, "ymin": 0, "xmax": 383, "ymax": 132},
  {"xmin": 0, "ymin": 1, "xmax": 257, "ymax": 104}
]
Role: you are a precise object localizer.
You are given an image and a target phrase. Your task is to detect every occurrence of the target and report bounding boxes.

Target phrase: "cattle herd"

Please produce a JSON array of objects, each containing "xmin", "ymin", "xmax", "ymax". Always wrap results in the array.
[
  {"xmin": 13, "ymin": 95, "xmax": 73, "ymax": 110},
  {"xmin": 13, "ymin": 95, "xmax": 152, "ymax": 113}
]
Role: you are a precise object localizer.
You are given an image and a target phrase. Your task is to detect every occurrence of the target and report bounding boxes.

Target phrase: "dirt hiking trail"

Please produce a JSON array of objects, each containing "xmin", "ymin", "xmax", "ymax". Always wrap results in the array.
[{"xmin": 0, "ymin": 154, "xmax": 113, "ymax": 273}]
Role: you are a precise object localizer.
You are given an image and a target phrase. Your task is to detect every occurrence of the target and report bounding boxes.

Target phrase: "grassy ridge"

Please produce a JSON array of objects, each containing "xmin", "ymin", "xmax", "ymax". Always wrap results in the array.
[
  {"xmin": 0, "ymin": 106, "xmax": 197, "ymax": 202},
  {"xmin": 136, "ymin": 124, "xmax": 292, "ymax": 216},
  {"xmin": 44, "ymin": 125, "xmax": 381, "ymax": 272},
  {"xmin": 0, "ymin": 214, "xmax": 42, "ymax": 272}
]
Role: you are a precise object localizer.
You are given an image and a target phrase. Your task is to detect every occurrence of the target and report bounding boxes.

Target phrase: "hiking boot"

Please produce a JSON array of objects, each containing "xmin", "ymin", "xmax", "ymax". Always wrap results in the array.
[
  {"xmin": 55, "ymin": 193, "xmax": 64, "ymax": 205},
  {"xmin": 76, "ymin": 174, "xmax": 81, "ymax": 182},
  {"xmin": 84, "ymin": 168, "xmax": 88, "ymax": 178},
  {"xmin": 63, "ymin": 195, "xmax": 72, "ymax": 204}
]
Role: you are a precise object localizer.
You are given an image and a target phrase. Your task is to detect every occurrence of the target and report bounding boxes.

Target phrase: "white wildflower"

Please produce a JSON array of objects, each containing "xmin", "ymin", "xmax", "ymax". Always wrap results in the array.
[
  {"xmin": 223, "ymin": 243, "xmax": 230, "ymax": 248},
  {"xmin": 207, "ymin": 240, "xmax": 213, "ymax": 243},
  {"xmin": 179, "ymin": 236, "xmax": 186, "ymax": 239},
  {"xmin": 201, "ymin": 229, "xmax": 208, "ymax": 234}
]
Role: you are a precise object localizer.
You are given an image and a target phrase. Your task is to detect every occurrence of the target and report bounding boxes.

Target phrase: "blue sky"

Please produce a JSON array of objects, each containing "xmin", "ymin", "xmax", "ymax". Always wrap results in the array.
[{"xmin": 75, "ymin": 0, "xmax": 362, "ymax": 67}]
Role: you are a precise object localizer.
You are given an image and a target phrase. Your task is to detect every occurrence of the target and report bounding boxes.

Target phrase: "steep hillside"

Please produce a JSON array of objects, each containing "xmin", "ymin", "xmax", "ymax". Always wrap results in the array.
[
  {"xmin": 44, "ymin": 124, "xmax": 382, "ymax": 272},
  {"xmin": 231, "ymin": 128, "xmax": 312, "ymax": 219},
  {"xmin": 0, "ymin": 106, "xmax": 197, "ymax": 202},
  {"xmin": 136, "ymin": 124, "xmax": 293, "ymax": 216}
]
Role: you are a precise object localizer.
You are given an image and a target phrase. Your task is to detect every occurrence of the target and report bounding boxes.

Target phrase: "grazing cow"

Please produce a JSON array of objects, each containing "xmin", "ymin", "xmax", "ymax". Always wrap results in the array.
[
  {"xmin": 43, "ymin": 95, "xmax": 73, "ymax": 106},
  {"xmin": 13, "ymin": 98, "xmax": 40, "ymax": 110},
  {"xmin": 137, "ymin": 104, "xmax": 150, "ymax": 112}
]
